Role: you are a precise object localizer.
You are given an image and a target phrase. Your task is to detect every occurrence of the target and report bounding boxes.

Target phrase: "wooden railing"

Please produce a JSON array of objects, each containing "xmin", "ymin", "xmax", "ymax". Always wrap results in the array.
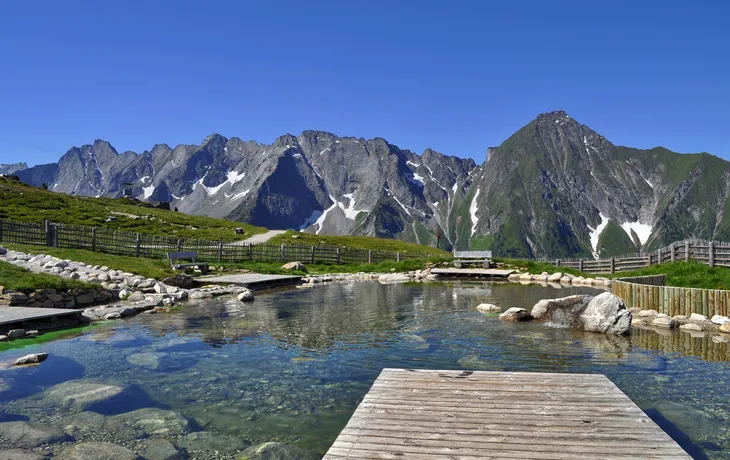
[
  {"xmin": 552, "ymin": 240, "xmax": 730, "ymax": 274},
  {"xmin": 0, "ymin": 219, "xmax": 434, "ymax": 265}
]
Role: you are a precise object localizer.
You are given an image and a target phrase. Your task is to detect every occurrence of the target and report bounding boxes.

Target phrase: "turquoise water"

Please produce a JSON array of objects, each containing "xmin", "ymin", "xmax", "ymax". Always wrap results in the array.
[{"xmin": 1, "ymin": 282, "xmax": 729, "ymax": 459}]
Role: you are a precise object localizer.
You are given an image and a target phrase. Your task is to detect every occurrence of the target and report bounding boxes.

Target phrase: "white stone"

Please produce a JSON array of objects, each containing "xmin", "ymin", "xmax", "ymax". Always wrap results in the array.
[{"xmin": 710, "ymin": 315, "xmax": 730, "ymax": 325}]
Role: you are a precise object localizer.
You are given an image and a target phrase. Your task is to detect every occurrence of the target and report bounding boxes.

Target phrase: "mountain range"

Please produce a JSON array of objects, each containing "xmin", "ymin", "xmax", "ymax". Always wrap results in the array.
[{"xmin": 4, "ymin": 111, "xmax": 730, "ymax": 258}]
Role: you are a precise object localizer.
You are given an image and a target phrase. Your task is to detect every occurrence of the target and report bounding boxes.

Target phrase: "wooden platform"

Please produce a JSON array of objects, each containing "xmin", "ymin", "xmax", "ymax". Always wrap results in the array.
[
  {"xmin": 197, "ymin": 273, "xmax": 302, "ymax": 290},
  {"xmin": 431, "ymin": 268, "xmax": 515, "ymax": 278},
  {"xmin": 0, "ymin": 306, "xmax": 82, "ymax": 327},
  {"xmin": 324, "ymin": 368, "xmax": 690, "ymax": 459}
]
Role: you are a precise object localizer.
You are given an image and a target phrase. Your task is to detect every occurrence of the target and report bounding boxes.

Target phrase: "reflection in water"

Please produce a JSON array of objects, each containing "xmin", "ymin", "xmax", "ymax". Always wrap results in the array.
[{"xmin": 0, "ymin": 282, "xmax": 729, "ymax": 458}]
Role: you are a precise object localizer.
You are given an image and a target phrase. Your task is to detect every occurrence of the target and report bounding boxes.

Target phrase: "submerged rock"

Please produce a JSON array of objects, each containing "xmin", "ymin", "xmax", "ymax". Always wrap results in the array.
[
  {"xmin": 0, "ymin": 449, "xmax": 47, "ymax": 460},
  {"xmin": 44, "ymin": 380, "xmax": 124, "ymax": 412},
  {"xmin": 126, "ymin": 352, "xmax": 166, "ymax": 370},
  {"xmin": 176, "ymin": 431, "xmax": 250, "ymax": 454},
  {"xmin": 498, "ymin": 308, "xmax": 532, "ymax": 322},
  {"xmin": 56, "ymin": 411, "xmax": 107, "ymax": 436},
  {"xmin": 238, "ymin": 442, "xmax": 320, "ymax": 460},
  {"xmin": 531, "ymin": 295, "xmax": 592, "ymax": 327},
  {"xmin": 0, "ymin": 421, "xmax": 69, "ymax": 448},
  {"xmin": 57, "ymin": 442, "xmax": 140, "ymax": 460},
  {"xmin": 139, "ymin": 439, "xmax": 185, "ymax": 460},
  {"xmin": 579, "ymin": 293, "xmax": 631, "ymax": 335},
  {"xmin": 105, "ymin": 408, "xmax": 190, "ymax": 440}
]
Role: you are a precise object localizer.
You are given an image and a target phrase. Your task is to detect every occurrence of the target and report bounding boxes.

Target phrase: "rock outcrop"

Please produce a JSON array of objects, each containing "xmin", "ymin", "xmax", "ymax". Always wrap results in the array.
[
  {"xmin": 579, "ymin": 293, "xmax": 631, "ymax": 335},
  {"xmin": 531, "ymin": 295, "xmax": 593, "ymax": 327},
  {"xmin": 498, "ymin": 308, "xmax": 532, "ymax": 322}
]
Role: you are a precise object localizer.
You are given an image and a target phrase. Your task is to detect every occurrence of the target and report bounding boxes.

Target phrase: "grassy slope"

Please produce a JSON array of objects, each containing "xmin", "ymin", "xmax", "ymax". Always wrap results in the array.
[
  {"xmin": 0, "ymin": 259, "xmax": 94, "ymax": 292},
  {"xmin": 607, "ymin": 261, "xmax": 730, "ymax": 290},
  {"xmin": 269, "ymin": 230, "xmax": 450, "ymax": 257},
  {"xmin": 495, "ymin": 258, "xmax": 584, "ymax": 276},
  {"xmin": 0, "ymin": 179, "xmax": 267, "ymax": 241}
]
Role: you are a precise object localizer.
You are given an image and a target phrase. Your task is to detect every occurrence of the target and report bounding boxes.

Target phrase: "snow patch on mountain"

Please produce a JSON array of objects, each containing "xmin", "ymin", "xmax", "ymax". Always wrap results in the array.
[
  {"xmin": 621, "ymin": 221, "xmax": 653, "ymax": 246},
  {"xmin": 470, "ymin": 188, "xmax": 481, "ymax": 236},
  {"xmin": 587, "ymin": 213, "xmax": 609, "ymax": 258}
]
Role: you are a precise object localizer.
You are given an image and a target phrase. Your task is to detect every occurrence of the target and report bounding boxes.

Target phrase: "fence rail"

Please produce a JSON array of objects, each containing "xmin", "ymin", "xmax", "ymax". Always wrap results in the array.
[
  {"xmin": 0, "ymin": 219, "xmax": 433, "ymax": 265},
  {"xmin": 552, "ymin": 240, "xmax": 730, "ymax": 274}
]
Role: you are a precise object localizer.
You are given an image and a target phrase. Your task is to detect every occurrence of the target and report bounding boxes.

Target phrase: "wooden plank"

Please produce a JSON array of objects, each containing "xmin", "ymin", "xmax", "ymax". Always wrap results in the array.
[
  {"xmin": 323, "ymin": 369, "xmax": 690, "ymax": 459},
  {"xmin": 0, "ymin": 307, "xmax": 81, "ymax": 326}
]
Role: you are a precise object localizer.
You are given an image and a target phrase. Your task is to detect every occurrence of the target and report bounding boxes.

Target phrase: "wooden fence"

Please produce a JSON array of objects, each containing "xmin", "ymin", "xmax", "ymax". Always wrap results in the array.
[
  {"xmin": 612, "ymin": 274, "xmax": 730, "ymax": 318},
  {"xmin": 0, "ymin": 219, "xmax": 433, "ymax": 265},
  {"xmin": 552, "ymin": 240, "xmax": 730, "ymax": 274}
]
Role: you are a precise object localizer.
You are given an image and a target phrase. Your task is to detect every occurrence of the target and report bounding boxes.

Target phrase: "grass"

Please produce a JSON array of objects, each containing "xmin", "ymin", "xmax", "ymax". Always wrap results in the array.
[
  {"xmin": 0, "ymin": 324, "xmax": 101, "ymax": 352},
  {"xmin": 0, "ymin": 260, "xmax": 94, "ymax": 292},
  {"xmin": 606, "ymin": 261, "xmax": 730, "ymax": 290},
  {"xmin": 268, "ymin": 230, "xmax": 450, "ymax": 257},
  {"xmin": 5, "ymin": 244, "xmax": 177, "ymax": 280},
  {"xmin": 0, "ymin": 178, "xmax": 267, "ymax": 242}
]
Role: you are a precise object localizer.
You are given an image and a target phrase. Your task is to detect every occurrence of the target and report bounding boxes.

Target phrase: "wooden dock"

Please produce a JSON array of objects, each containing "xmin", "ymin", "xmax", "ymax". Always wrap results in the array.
[
  {"xmin": 0, "ymin": 306, "xmax": 82, "ymax": 327},
  {"xmin": 431, "ymin": 268, "xmax": 515, "ymax": 278},
  {"xmin": 324, "ymin": 368, "xmax": 690, "ymax": 459},
  {"xmin": 197, "ymin": 273, "xmax": 302, "ymax": 290}
]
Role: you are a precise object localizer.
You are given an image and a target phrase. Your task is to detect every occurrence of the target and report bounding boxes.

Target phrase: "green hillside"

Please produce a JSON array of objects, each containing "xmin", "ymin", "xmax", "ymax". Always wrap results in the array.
[
  {"xmin": 596, "ymin": 220, "xmax": 638, "ymax": 257},
  {"xmin": 269, "ymin": 230, "xmax": 450, "ymax": 256},
  {"xmin": 0, "ymin": 177, "xmax": 266, "ymax": 241}
]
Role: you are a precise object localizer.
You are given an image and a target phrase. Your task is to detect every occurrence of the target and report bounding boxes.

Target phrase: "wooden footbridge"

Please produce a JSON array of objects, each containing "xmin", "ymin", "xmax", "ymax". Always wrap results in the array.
[{"xmin": 324, "ymin": 368, "xmax": 690, "ymax": 459}]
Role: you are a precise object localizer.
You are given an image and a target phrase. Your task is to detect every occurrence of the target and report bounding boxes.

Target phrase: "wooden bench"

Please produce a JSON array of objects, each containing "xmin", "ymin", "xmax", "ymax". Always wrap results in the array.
[
  {"xmin": 452, "ymin": 250, "xmax": 493, "ymax": 268},
  {"xmin": 167, "ymin": 251, "xmax": 209, "ymax": 275}
]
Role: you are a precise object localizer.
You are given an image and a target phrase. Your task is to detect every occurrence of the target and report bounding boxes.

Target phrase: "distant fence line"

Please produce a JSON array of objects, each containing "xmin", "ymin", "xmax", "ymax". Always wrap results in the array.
[
  {"xmin": 612, "ymin": 274, "xmax": 730, "ymax": 318},
  {"xmin": 550, "ymin": 240, "xmax": 730, "ymax": 274},
  {"xmin": 0, "ymin": 219, "xmax": 433, "ymax": 265}
]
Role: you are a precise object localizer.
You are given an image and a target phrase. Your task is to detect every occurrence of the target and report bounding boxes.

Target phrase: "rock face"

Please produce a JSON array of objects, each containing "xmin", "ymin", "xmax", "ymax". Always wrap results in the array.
[
  {"xmin": 281, "ymin": 261, "xmax": 307, "ymax": 272},
  {"xmin": 579, "ymin": 293, "xmax": 631, "ymax": 335},
  {"xmin": 239, "ymin": 442, "xmax": 320, "ymax": 460},
  {"xmin": 530, "ymin": 295, "xmax": 593, "ymax": 327},
  {"xmin": 13, "ymin": 353, "xmax": 48, "ymax": 366},
  {"xmin": 498, "ymin": 308, "xmax": 532, "ymax": 322},
  {"xmin": 57, "ymin": 442, "xmax": 140, "ymax": 460}
]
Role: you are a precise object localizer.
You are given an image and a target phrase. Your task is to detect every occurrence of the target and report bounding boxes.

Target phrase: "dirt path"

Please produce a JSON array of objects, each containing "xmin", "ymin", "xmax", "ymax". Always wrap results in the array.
[{"xmin": 232, "ymin": 230, "xmax": 287, "ymax": 245}]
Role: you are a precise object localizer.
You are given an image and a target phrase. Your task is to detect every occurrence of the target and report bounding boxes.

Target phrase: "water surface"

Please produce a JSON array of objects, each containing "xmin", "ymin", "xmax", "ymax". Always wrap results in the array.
[{"xmin": 1, "ymin": 282, "xmax": 729, "ymax": 458}]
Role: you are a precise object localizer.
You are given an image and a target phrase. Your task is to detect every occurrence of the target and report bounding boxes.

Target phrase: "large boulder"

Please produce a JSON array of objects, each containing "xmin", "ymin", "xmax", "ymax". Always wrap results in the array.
[
  {"xmin": 546, "ymin": 272, "xmax": 562, "ymax": 282},
  {"xmin": 530, "ymin": 295, "xmax": 593, "ymax": 327},
  {"xmin": 281, "ymin": 261, "xmax": 307, "ymax": 272},
  {"xmin": 239, "ymin": 442, "xmax": 320, "ymax": 460},
  {"xmin": 104, "ymin": 408, "xmax": 190, "ymax": 440},
  {"xmin": 498, "ymin": 308, "xmax": 532, "ymax": 322},
  {"xmin": 579, "ymin": 293, "xmax": 631, "ymax": 335},
  {"xmin": 13, "ymin": 353, "xmax": 48, "ymax": 366},
  {"xmin": 161, "ymin": 275, "xmax": 195, "ymax": 289},
  {"xmin": 57, "ymin": 442, "xmax": 140, "ymax": 460}
]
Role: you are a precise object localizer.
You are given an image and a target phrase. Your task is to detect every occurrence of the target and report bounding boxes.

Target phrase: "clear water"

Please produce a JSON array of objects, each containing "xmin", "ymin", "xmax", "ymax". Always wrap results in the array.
[{"xmin": 1, "ymin": 282, "xmax": 729, "ymax": 459}]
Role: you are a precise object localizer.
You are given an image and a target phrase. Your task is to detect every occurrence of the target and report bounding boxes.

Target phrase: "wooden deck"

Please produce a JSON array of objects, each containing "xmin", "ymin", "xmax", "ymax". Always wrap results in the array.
[
  {"xmin": 431, "ymin": 268, "xmax": 515, "ymax": 278},
  {"xmin": 197, "ymin": 273, "xmax": 302, "ymax": 289},
  {"xmin": 324, "ymin": 368, "xmax": 690, "ymax": 459},
  {"xmin": 0, "ymin": 307, "xmax": 82, "ymax": 326}
]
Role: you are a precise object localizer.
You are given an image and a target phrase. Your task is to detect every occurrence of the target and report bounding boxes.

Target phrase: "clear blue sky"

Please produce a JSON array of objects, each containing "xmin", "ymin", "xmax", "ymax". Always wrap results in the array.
[{"xmin": 1, "ymin": 0, "xmax": 728, "ymax": 166}]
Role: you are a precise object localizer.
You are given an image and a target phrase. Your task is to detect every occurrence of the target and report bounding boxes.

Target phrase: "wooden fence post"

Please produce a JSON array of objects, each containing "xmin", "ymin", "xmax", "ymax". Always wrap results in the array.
[
  {"xmin": 311, "ymin": 246, "xmax": 315, "ymax": 264},
  {"xmin": 397, "ymin": 252, "xmax": 401, "ymax": 263},
  {"xmin": 578, "ymin": 259, "xmax": 583, "ymax": 272},
  {"xmin": 610, "ymin": 257, "xmax": 615, "ymax": 274},
  {"xmin": 657, "ymin": 248, "xmax": 662, "ymax": 265},
  {"xmin": 0, "ymin": 218, "xmax": 3, "ymax": 243},
  {"xmin": 685, "ymin": 241, "xmax": 690, "ymax": 262},
  {"xmin": 91, "ymin": 228, "xmax": 96, "ymax": 252},
  {"xmin": 368, "ymin": 250, "xmax": 372, "ymax": 264},
  {"xmin": 248, "ymin": 244, "xmax": 253, "ymax": 261},
  {"xmin": 709, "ymin": 241, "xmax": 715, "ymax": 268},
  {"xmin": 281, "ymin": 244, "xmax": 285, "ymax": 262},
  {"xmin": 555, "ymin": 259, "xmax": 561, "ymax": 267},
  {"xmin": 670, "ymin": 243, "xmax": 675, "ymax": 262},
  {"xmin": 336, "ymin": 248, "xmax": 341, "ymax": 264},
  {"xmin": 177, "ymin": 239, "xmax": 183, "ymax": 251},
  {"xmin": 135, "ymin": 233, "xmax": 141, "ymax": 257},
  {"xmin": 45, "ymin": 220, "xmax": 52, "ymax": 247},
  {"xmin": 647, "ymin": 254, "xmax": 652, "ymax": 266},
  {"xmin": 218, "ymin": 242, "xmax": 223, "ymax": 262}
]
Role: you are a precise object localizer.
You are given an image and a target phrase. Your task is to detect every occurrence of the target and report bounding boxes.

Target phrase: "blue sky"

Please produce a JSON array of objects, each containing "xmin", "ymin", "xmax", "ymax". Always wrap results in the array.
[{"xmin": 1, "ymin": 0, "xmax": 728, "ymax": 166}]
